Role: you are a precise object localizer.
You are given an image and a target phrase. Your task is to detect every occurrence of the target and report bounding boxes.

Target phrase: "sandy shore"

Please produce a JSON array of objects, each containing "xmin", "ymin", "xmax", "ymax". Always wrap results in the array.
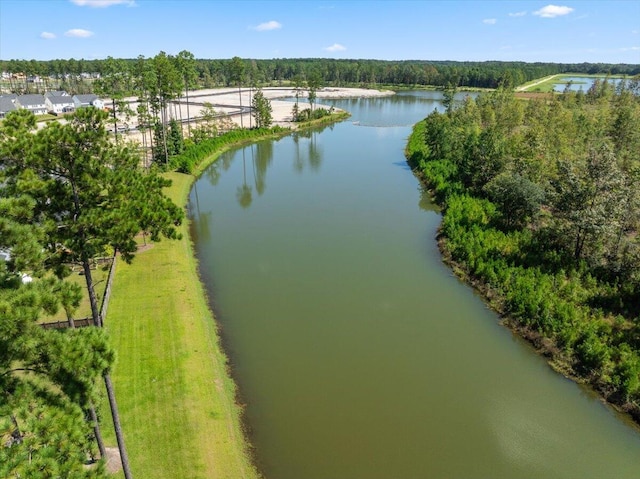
[{"xmin": 107, "ymin": 87, "xmax": 394, "ymax": 143}]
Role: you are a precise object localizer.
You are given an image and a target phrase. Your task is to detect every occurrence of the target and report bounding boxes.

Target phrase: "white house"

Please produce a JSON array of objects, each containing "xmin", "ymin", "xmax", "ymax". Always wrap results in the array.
[
  {"xmin": 73, "ymin": 94, "xmax": 104, "ymax": 110},
  {"xmin": 16, "ymin": 94, "xmax": 47, "ymax": 115},
  {"xmin": 45, "ymin": 94, "xmax": 75, "ymax": 114}
]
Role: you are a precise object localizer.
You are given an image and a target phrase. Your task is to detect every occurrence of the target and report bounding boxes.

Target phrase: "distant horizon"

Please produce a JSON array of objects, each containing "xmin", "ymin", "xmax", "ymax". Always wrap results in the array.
[
  {"xmin": 0, "ymin": 0, "xmax": 639, "ymax": 64},
  {"xmin": 0, "ymin": 57, "xmax": 635, "ymax": 69},
  {"xmin": 1, "ymin": 56, "xmax": 639, "ymax": 67}
]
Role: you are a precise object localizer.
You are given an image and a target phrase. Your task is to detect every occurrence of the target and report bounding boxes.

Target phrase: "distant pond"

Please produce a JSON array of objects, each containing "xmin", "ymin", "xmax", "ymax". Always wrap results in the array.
[{"xmin": 553, "ymin": 76, "xmax": 627, "ymax": 92}]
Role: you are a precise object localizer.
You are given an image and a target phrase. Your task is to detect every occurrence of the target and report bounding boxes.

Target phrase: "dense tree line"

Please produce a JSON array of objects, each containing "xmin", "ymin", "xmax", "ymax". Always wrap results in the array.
[
  {"xmin": 3, "ymin": 57, "xmax": 639, "ymax": 94},
  {"xmin": 0, "ymin": 108, "xmax": 183, "ymax": 477},
  {"xmin": 406, "ymin": 77, "xmax": 640, "ymax": 422}
]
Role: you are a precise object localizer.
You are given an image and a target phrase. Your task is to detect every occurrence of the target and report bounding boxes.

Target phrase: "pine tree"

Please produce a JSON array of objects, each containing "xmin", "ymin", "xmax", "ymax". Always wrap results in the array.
[
  {"xmin": 251, "ymin": 89, "xmax": 272, "ymax": 129},
  {"xmin": 1, "ymin": 148, "xmax": 111, "ymax": 477},
  {"xmin": 1, "ymin": 108, "xmax": 184, "ymax": 478}
]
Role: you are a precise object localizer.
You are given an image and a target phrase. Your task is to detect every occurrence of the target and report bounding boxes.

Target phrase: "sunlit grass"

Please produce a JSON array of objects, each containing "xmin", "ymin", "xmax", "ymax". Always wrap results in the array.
[{"xmin": 101, "ymin": 169, "xmax": 259, "ymax": 479}]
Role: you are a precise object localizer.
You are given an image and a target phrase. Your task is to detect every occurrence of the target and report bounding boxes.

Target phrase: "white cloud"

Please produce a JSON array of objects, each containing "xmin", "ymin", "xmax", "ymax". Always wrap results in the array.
[
  {"xmin": 621, "ymin": 46, "xmax": 640, "ymax": 51},
  {"xmin": 252, "ymin": 21, "xmax": 282, "ymax": 31},
  {"xmin": 70, "ymin": 0, "xmax": 135, "ymax": 6},
  {"xmin": 633, "ymin": 30, "xmax": 639, "ymax": 34},
  {"xmin": 40, "ymin": 31, "xmax": 57, "ymax": 39},
  {"xmin": 509, "ymin": 11, "xmax": 527, "ymax": 17},
  {"xmin": 65, "ymin": 29, "xmax": 95, "ymax": 38},
  {"xmin": 533, "ymin": 5, "xmax": 574, "ymax": 18},
  {"xmin": 483, "ymin": 18, "xmax": 497, "ymax": 25},
  {"xmin": 324, "ymin": 43, "xmax": 346, "ymax": 52}
]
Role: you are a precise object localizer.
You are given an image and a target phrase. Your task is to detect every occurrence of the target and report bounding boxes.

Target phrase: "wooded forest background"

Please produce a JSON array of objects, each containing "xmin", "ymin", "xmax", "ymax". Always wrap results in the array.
[{"xmin": 2, "ymin": 57, "xmax": 639, "ymax": 93}]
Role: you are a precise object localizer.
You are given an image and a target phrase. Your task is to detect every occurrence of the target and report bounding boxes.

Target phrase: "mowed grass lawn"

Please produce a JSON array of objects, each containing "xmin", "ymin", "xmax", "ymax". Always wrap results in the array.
[{"xmin": 102, "ymin": 170, "xmax": 259, "ymax": 479}]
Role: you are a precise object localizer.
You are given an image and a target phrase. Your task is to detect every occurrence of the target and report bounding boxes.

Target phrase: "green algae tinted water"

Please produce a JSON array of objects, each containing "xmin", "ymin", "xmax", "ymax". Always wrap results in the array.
[{"xmin": 188, "ymin": 92, "xmax": 640, "ymax": 479}]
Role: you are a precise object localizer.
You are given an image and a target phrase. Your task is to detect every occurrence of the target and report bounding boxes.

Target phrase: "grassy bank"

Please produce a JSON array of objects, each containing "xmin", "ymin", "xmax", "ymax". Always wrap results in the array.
[
  {"xmin": 101, "ymin": 116, "xmax": 347, "ymax": 478},
  {"xmin": 102, "ymin": 168, "xmax": 259, "ymax": 479}
]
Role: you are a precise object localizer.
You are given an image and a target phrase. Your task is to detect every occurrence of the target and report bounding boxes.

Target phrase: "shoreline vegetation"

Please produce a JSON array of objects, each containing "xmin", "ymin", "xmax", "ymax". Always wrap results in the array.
[
  {"xmin": 405, "ymin": 81, "xmax": 640, "ymax": 429},
  {"xmin": 102, "ymin": 102, "xmax": 354, "ymax": 478}
]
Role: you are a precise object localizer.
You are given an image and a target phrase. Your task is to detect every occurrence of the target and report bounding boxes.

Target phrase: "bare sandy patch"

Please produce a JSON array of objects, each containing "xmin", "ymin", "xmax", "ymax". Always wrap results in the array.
[{"xmin": 108, "ymin": 86, "xmax": 395, "ymax": 143}]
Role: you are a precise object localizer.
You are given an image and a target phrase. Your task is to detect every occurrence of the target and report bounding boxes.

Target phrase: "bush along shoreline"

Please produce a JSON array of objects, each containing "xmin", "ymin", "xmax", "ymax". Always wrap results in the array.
[
  {"xmin": 405, "ymin": 81, "xmax": 640, "ymax": 427},
  {"xmin": 168, "ymin": 111, "xmax": 350, "ymax": 175}
]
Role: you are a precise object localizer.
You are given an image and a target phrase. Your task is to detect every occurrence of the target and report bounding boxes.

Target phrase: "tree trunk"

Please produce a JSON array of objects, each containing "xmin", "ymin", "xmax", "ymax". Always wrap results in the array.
[
  {"xmin": 178, "ymin": 100, "xmax": 184, "ymax": 138},
  {"xmin": 148, "ymin": 124, "xmax": 154, "ymax": 168},
  {"xmin": 161, "ymin": 102, "xmax": 169, "ymax": 163},
  {"xmin": 82, "ymin": 258, "xmax": 102, "ymax": 328},
  {"xmin": 238, "ymin": 85, "xmax": 244, "ymax": 128},
  {"xmin": 185, "ymin": 87, "xmax": 191, "ymax": 136},
  {"xmin": 89, "ymin": 403, "xmax": 107, "ymax": 460},
  {"xmin": 66, "ymin": 311, "xmax": 76, "ymax": 329},
  {"xmin": 66, "ymin": 308, "xmax": 105, "ymax": 460},
  {"xmin": 249, "ymin": 85, "xmax": 253, "ymax": 129},
  {"xmin": 104, "ymin": 372, "xmax": 133, "ymax": 479},
  {"xmin": 140, "ymin": 125, "xmax": 147, "ymax": 168},
  {"xmin": 82, "ymin": 256, "xmax": 132, "ymax": 477}
]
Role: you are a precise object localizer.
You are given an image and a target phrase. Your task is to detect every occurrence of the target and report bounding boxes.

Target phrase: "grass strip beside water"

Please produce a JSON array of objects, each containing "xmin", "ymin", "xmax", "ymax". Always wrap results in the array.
[
  {"xmin": 103, "ymin": 118, "xmax": 348, "ymax": 478},
  {"xmin": 102, "ymin": 145, "xmax": 277, "ymax": 478},
  {"xmin": 517, "ymin": 73, "xmax": 628, "ymax": 93}
]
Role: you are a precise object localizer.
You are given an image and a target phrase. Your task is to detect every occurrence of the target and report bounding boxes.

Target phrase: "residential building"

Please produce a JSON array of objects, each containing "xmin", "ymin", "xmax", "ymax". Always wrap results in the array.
[
  {"xmin": 45, "ymin": 93, "xmax": 75, "ymax": 114},
  {"xmin": 73, "ymin": 93, "xmax": 104, "ymax": 110},
  {"xmin": 0, "ymin": 94, "xmax": 18, "ymax": 118},
  {"xmin": 16, "ymin": 94, "xmax": 47, "ymax": 115}
]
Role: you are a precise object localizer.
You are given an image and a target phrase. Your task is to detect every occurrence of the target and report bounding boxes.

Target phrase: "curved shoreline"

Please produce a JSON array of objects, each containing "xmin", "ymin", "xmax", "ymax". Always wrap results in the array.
[
  {"xmin": 435, "ymin": 234, "xmax": 640, "ymax": 430},
  {"xmin": 405, "ymin": 124, "xmax": 640, "ymax": 431}
]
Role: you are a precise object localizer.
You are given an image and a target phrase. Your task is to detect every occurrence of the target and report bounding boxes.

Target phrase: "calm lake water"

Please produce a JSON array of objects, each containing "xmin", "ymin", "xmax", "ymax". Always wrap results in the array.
[
  {"xmin": 188, "ymin": 91, "xmax": 640, "ymax": 478},
  {"xmin": 553, "ymin": 76, "xmax": 626, "ymax": 92}
]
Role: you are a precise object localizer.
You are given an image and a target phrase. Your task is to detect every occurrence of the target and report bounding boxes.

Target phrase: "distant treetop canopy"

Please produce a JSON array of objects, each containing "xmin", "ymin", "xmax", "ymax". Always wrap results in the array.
[{"xmin": 2, "ymin": 56, "xmax": 638, "ymax": 94}]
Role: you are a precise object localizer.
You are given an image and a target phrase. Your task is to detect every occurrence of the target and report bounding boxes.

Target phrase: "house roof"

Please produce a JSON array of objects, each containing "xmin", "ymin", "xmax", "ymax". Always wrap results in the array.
[
  {"xmin": 45, "ymin": 90, "xmax": 69, "ymax": 99},
  {"xmin": 17, "ymin": 94, "xmax": 45, "ymax": 107},
  {"xmin": 47, "ymin": 96, "xmax": 75, "ymax": 105},
  {"xmin": 0, "ymin": 96, "xmax": 17, "ymax": 113},
  {"xmin": 74, "ymin": 94, "xmax": 98, "ymax": 104}
]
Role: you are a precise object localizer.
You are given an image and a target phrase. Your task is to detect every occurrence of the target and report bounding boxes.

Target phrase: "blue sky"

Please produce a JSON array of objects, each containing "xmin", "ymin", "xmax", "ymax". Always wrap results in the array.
[{"xmin": 0, "ymin": 0, "xmax": 638, "ymax": 63}]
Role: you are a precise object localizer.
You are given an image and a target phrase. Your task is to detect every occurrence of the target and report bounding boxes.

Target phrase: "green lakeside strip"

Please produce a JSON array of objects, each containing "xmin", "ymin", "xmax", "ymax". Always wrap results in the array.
[
  {"xmin": 517, "ymin": 73, "xmax": 628, "ymax": 93},
  {"xmin": 103, "ymin": 170, "xmax": 259, "ymax": 479},
  {"xmin": 103, "ymin": 116, "xmax": 347, "ymax": 478}
]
